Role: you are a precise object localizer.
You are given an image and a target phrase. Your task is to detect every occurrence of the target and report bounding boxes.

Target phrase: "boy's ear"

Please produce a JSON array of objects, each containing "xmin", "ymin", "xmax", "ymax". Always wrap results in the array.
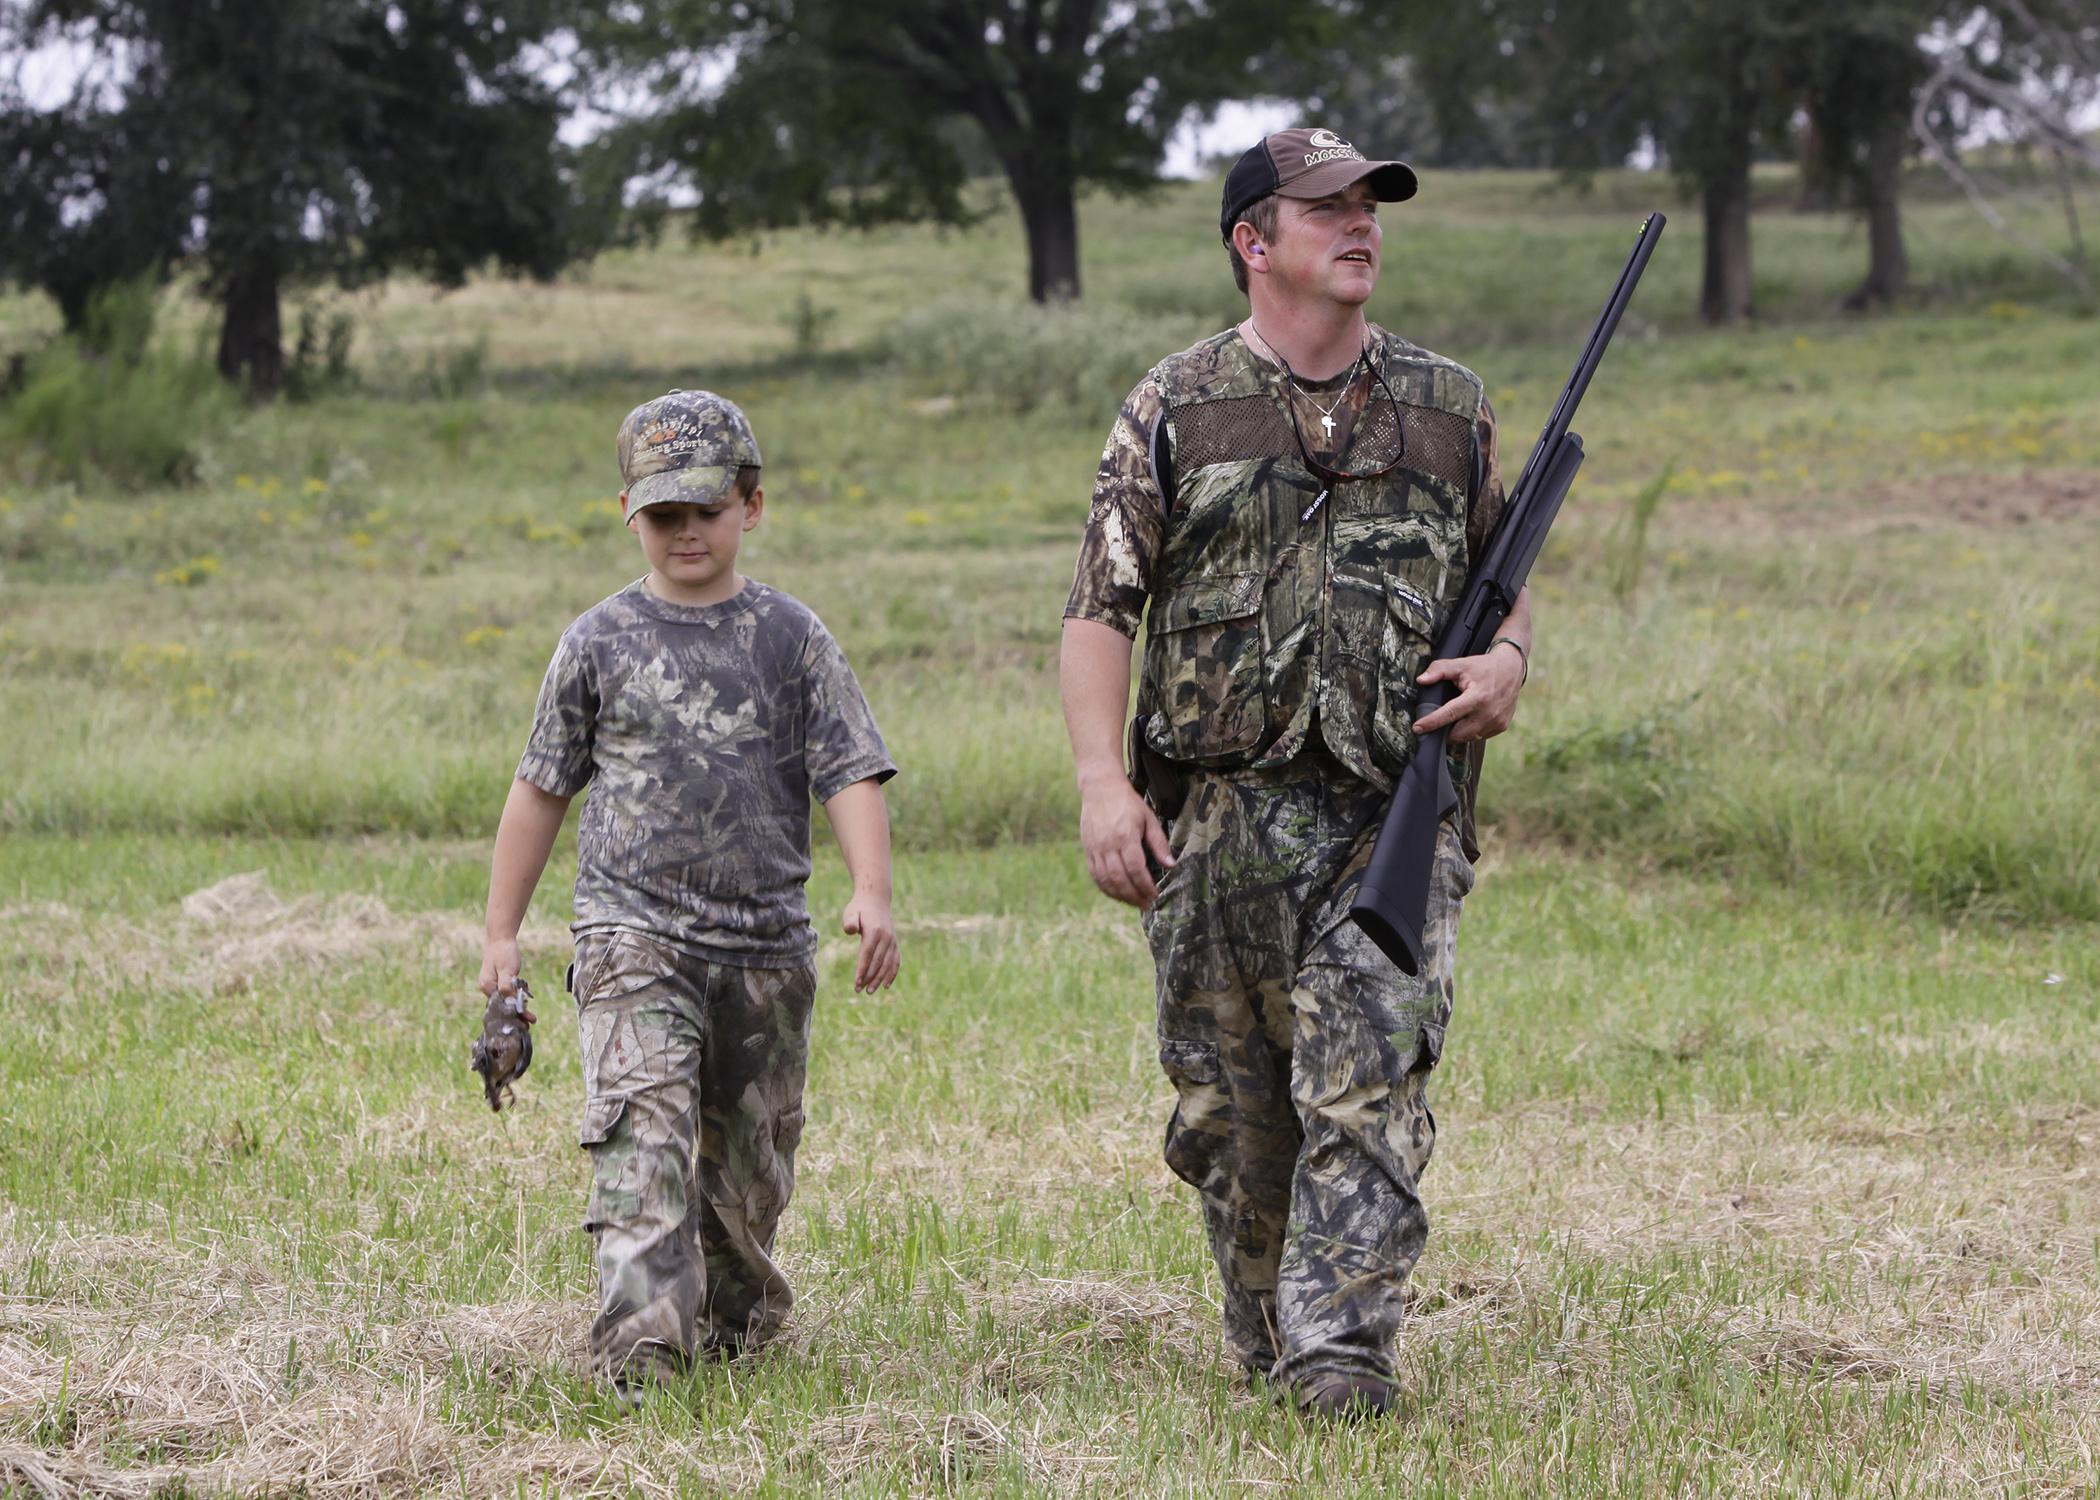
[
  {"xmin": 619, "ymin": 487, "xmax": 632, "ymax": 522},
  {"xmin": 741, "ymin": 485, "xmax": 764, "ymax": 531}
]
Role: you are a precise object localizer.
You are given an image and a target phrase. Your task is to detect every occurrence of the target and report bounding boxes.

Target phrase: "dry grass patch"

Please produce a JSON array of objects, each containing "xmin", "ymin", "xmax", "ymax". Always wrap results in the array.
[
  {"xmin": 0, "ymin": 871, "xmax": 569, "ymax": 1004},
  {"xmin": 1424, "ymin": 1103, "xmax": 2100, "ymax": 1402}
]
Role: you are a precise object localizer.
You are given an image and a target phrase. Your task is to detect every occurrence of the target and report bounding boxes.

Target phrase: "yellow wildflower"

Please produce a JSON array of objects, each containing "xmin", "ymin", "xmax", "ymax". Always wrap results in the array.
[{"xmin": 304, "ymin": 477, "xmax": 330, "ymax": 495}]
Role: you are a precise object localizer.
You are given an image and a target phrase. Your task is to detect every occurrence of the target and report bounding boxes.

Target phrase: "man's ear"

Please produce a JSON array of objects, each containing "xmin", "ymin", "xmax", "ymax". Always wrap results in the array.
[
  {"xmin": 742, "ymin": 485, "xmax": 765, "ymax": 531},
  {"xmin": 1231, "ymin": 220, "xmax": 1268, "ymax": 273},
  {"xmin": 619, "ymin": 487, "xmax": 633, "ymax": 523}
]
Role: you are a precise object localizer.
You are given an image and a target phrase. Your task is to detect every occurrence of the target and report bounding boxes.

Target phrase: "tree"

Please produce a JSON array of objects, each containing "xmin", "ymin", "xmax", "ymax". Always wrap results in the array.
[
  {"xmin": 1778, "ymin": 1, "xmax": 1949, "ymax": 309},
  {"xmin": 1912, "ymin": 0, "xmax": 2100, "ymax": 294},
  {"xmin": 1465, "ymin": 0, "xmax": 1790, "ymax": 323},
  {"xmin": 592, "ymin": 0, "xmax": 1344, "ymax": 303},
  {"xmin": 0, "ymin": 51, "xmax": 190, "ymax": 342},
  {"xmin": 1251, "ymin": 11, "xmax": 1535, "ymax": 169},
  {"xmin": 0, "ymin": 0, "xmax": 609, "ymax": 395}
]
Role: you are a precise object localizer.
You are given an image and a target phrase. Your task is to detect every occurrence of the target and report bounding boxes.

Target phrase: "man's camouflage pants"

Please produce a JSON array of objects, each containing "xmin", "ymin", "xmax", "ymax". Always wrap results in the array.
[
  {"xmin": 569, "ymin": 928, "xmax": 815, "ymax": 1380},
  {"xmin": 1141, "ymin": 755, "xmax": 1474, "ymax": 1394}
]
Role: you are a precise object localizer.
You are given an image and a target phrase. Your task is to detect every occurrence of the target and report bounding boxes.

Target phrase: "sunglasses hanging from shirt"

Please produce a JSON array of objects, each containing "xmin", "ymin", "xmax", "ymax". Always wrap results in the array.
[{"xmin": 1274, "ymin": 348, "xmax": 1412, "ymax": 522}]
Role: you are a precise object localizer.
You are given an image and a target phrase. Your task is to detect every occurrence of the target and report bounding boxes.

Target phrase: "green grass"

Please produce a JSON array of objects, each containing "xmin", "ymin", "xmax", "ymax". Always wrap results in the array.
[{"xmin": 1, "ymin": 164, "xmax": 2097, "ymax": 1496}]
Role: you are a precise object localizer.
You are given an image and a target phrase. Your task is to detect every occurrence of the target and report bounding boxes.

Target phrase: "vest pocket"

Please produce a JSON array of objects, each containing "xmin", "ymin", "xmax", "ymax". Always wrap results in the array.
[
  {"xmin": 1141, "ymin": 570, "xmax": 1267, "ymax": 762},
  {"xmin": 1370, "ymin": 576, "xmax": 1440, "ymax": 771}
]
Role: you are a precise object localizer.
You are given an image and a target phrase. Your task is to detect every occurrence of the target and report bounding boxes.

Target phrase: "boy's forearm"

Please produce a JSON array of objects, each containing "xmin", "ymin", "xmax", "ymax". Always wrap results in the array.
[
  {"xmin": 485, "ymin": 778, "xmax": 572, "ymax": 939},
  {"xmin": 821, "ymin": 779, "xmax": 893, "ymax": 896}
]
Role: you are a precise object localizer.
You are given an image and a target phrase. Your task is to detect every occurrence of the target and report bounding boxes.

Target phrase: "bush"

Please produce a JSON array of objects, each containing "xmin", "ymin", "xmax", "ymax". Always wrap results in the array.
[
  {"xmin": 283, "ymin": 303, "xmax": 358, "ymax": 402},
  {"xmin": 1, "ymin": 279, "xmax": 234, "ymax": 489},
  {"xmin": 882, "ymin": 293, "xmax": 1205, "ymax": 423}
]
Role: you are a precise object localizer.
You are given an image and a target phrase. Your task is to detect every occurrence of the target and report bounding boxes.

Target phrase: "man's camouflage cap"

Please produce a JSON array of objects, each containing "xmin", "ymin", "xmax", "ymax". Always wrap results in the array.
[
  {"xmin": 616, "ymin": 389, "xmax": 762, "ymax": 515},
  {"xmin": 1220, "ymin": 126, "xmax": 1418, "ymax": 243}
]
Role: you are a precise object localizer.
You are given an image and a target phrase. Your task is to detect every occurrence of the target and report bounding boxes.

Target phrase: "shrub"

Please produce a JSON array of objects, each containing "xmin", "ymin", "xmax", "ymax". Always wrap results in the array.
[
  {"xmin": 882, "ymin": 294, "xmax": 1204, "ymax": 423},
  {"xmin": 283, "ymin": 303, "xmax": 358, "ymax": 402},
  {"xmin": 1, "ymin": 279, "xmax": 234, "ymax": 489}
]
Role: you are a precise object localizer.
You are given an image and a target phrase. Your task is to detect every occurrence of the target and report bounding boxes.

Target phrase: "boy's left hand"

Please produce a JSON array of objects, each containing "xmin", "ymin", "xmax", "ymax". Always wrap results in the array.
[{"xmin": 841, "ymin": 894, "xmax": 900, "ymax": 993}]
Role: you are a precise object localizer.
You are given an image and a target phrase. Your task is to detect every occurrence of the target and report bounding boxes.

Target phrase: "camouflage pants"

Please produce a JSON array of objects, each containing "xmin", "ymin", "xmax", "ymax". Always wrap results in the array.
[
  {"xmin": 1141, "ymin": 757, "xmax": 1474, "ymax": 1392},
  {"xmin": 570, "ymin": 928, "xmax": 816, "ymax": 1380}
]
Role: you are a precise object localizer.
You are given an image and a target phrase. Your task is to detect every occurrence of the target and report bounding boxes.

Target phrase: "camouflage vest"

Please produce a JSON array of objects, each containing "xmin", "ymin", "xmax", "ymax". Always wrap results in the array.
[{"xmin": 1136, "ymin": 326, "xmax": 1483, "ymax": 790}]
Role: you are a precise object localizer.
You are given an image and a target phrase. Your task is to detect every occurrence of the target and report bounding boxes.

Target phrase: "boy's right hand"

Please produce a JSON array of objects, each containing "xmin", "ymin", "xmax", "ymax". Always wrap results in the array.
[{"xmin": 480, "ymin": 937, "xmax": 522, "ymax": 999}]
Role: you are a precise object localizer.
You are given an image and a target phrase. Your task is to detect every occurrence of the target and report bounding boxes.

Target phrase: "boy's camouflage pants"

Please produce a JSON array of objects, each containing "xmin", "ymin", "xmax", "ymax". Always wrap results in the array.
[
  {"xmin": 1141, "ymin": 755, "xmax": 1474, "ymax": 1393},
  {"xmin": 570, "ymin": 928, "xmax": 816, "ymax": 1380}
]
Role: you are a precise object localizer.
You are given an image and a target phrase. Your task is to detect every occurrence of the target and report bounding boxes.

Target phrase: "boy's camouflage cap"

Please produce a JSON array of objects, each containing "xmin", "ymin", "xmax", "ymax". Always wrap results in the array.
[{"xmin": 616, "ymin": 389, "xmax": 762, "ymax": 514}]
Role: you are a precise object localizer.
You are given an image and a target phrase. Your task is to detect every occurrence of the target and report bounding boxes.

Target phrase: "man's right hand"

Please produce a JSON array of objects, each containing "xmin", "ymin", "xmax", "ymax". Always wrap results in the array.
[
  {"xmin": 479, "ymin": 937, "xmax": 522, "ymax": 999},
  {"xmin": 1079, "ymin": 772, "xmax": 1175, "ymax": 910}
]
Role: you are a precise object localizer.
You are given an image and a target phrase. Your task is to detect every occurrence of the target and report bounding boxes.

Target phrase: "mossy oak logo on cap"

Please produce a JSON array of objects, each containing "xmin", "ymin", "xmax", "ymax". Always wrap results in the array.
[{"xmin": 1304, "ymin": 129, "xmax": 1364, "ymax": 166}]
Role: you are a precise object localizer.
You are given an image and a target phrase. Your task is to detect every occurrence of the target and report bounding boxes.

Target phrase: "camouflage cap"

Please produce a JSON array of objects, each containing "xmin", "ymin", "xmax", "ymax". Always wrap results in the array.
[{"xmin": 615, "ymin": 389, "xmax": 763, "ymax": 515}]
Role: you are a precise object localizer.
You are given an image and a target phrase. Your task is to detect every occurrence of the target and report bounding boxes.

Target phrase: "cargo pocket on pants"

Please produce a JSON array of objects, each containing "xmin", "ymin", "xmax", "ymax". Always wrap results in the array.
[
  {"xmin": 1159, "ymin": 1039, "xmax": 1228, "ymax": 1190},
  {"xmin": 579, "ymin": 1093, "xmax": 640, "ymax": 1229}
]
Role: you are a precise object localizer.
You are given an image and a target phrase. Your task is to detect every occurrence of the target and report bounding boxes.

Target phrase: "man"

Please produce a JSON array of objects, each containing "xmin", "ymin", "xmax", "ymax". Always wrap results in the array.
[{"xmin": 1058, "ymin": 127, "xmax": 1532, "ymax": 1417}]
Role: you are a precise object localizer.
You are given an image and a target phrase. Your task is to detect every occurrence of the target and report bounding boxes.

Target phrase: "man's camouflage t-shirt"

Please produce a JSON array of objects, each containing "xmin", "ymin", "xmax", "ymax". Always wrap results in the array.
[{"xmin": 518, "ymin": 578, "xmax": 895, "ymax": 967}]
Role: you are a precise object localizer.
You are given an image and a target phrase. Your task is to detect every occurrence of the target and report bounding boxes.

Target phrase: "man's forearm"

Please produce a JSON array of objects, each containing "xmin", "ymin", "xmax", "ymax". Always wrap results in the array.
[
  {"xmin": 1060, "ymin": 616, "xmax": 1137, "ymax": 790},
  {"xmin": 1494, "ymin": 586, "xmax": 1534, "ymax": 670},
  {"xmin": 485, "ymin": 778, "xmax": 570, "ymax": 939}
]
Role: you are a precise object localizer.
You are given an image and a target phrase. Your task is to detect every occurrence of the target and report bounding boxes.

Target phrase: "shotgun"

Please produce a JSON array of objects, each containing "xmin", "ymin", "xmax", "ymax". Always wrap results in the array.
[{"xmin": 1350, "ymin": 212, "xmax": 1667, "ymax": 973}]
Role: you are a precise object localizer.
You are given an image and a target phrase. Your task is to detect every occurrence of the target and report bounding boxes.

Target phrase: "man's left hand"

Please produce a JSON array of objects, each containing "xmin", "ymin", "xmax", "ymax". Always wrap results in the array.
[{"xmin": 1412, "ymin": 642, "xmax": 1525, "ymax": 744}]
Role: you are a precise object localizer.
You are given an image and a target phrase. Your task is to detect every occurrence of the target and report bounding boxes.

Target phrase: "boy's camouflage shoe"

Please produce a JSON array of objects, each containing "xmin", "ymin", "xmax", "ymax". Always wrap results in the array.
[{"xmin": 470, "ymin": 979, "xmax": 538, "ymax": 1111}]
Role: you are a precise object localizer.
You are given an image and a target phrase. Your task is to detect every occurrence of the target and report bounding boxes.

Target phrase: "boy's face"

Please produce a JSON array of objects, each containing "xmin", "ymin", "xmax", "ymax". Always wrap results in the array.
[{"xmin": 622, "ymin": 489, "xmax": 764, "ymax": 603}]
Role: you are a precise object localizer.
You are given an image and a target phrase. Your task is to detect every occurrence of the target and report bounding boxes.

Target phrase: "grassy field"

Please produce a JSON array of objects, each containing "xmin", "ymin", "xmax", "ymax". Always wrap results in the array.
[{"xmin": 1, "ymin": 166, "xmax": 2098, "ymax": 1497}]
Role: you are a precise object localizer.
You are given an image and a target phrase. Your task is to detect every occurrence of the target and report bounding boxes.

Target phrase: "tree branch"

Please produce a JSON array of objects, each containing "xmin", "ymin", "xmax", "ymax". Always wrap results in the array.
[{"xmin": 1911, "ymin": 60, "xmax": 2092, "ymax": 293}]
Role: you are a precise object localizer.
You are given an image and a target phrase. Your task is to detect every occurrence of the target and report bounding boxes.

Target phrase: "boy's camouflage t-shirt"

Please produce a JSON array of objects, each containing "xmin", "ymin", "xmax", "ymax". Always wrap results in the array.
[{"xmin": 517, "ymin": 578, "xmax": 895, "ymax": 967}]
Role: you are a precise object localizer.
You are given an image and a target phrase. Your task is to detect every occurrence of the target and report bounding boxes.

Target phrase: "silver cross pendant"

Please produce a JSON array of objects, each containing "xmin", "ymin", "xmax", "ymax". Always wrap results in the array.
[{"xmin": 1320, "ymin": 414, "xmax": 1336, "ymax": 438}]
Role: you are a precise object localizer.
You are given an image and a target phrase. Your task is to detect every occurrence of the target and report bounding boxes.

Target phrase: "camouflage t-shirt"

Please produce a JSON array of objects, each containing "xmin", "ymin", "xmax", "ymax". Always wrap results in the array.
[{"xmin": 518, "ymin": 578, "xmax": 896, "ymax": 967}]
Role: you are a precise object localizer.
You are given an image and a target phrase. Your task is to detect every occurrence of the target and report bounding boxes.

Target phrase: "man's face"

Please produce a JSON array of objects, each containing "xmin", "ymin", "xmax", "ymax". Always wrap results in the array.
[
  {"xmin": 1270, "ymin": 182, "xmax": 1383, "ymax": 306},
  {"xmin": 625, "ymin": 493, "xmax": 762, "ymax": 600}
]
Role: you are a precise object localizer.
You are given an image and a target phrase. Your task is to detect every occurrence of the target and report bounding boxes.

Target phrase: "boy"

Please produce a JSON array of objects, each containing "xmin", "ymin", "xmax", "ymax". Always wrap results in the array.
[{"xmin": 479, "ymin": 388, "xmax": 899, "ymax": 1397}]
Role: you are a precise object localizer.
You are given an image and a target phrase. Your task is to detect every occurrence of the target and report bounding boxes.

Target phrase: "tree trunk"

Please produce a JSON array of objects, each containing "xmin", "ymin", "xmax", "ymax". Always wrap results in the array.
[
  {"xmin": 217, "ymin": 256, "xmax": 283, "ymax": 396},
  {"xmin": 1700, "ymin": 157, "xmax": 1753, "ymax": 324},
  {"xmin": 1008, "ymin": 152, "xmax": 1081, "ymax": 303},
  {"xmin": 1848, "ymin": 120, "xmax": 1908, "ymax": 309}
]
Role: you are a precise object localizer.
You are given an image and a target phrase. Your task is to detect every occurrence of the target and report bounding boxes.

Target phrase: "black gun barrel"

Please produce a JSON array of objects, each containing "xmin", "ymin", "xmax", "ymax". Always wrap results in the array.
[{"xmin": 1350, "ymin": 213, "xmax": 1666, "ymax": 974}]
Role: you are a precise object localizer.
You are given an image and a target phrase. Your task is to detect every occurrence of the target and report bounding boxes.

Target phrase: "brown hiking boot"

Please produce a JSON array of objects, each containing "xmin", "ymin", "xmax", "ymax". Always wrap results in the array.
[{"xmin": 1293, "ymin": 1371, "xmax": 1398, "ymax": 1420}]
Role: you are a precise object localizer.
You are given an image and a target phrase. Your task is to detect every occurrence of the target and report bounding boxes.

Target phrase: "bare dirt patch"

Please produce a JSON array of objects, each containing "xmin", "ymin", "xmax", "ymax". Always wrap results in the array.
[{"xmin": 1668, "ymin": 466, "xmax": 2100, "ymax": 540}]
